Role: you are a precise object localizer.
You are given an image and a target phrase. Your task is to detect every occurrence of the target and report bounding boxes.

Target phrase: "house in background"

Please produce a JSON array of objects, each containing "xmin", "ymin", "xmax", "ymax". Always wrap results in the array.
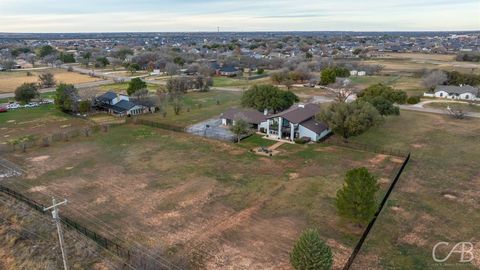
[
  {"xmin": 426, "ymin": 85, "xmax": 479, "ymax": 101},
  {"xmin": 221, "ymin": 103, "xmax": 330, "ymax": 143},
  {"xmin": 95, "ymin": 91, "xmax": 147, "ymax": 117}
]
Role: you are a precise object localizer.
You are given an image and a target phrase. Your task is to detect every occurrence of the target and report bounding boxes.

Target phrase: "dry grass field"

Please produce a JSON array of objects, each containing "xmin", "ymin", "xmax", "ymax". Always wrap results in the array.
[
  {"xmin": 365, "ymin": 53, "xmax": 480, "ymax": 76},
  {"xmin": 349, "ymin": 111, "xmax": 480, "ymax": 269},
  {"xmin": 0, "ymin": 104, "xmax": 91, "ymax": 145},
  {"xmin": 0, "ymin": 194, "xmax": 120, "ymax": 269},
  {"xmin": 3, "ymin": 125, "xmax": 401, "ymax": 269},
  {"xmin": 0, "ymin": 69, "xmax": 100, "ymax": 93}
]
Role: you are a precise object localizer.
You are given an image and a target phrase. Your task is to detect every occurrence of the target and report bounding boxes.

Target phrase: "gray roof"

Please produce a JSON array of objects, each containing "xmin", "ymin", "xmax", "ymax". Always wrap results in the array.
[
  {"xmin": 97, "ymin": 91, "xmax": 117, "ymax": 102},
  {"xmin": 221, "ymin": 108, "xmax": 267, "ymax": 124},
  {"xmin": 435, "ymin": 85, "xmax": 478, "ymax": 95},
  {"xmin": 300, "ymin": 118, "xmax": 329, "ymax": 135},
  {"xmin": 268, "ymin": 104, "xmax": 320, "ymax": 124}
]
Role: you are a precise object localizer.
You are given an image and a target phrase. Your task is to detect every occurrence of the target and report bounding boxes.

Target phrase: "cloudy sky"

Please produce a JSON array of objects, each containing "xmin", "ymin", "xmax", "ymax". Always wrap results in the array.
[{"xmin": 0, "ymin": 0, "xmax": 479, "ymax": 32}]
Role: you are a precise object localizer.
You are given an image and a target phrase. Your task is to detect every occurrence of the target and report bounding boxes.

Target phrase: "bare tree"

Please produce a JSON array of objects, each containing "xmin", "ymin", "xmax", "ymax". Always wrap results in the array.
[
  {"xmin": 447, "ymin": 105, "xmax": 467, "ymax": 119},
  {"xmin": 422, "ymin": 70, "xmax": 447, "ymax": 91},
  {"xmin": 165, "ymin": 62, "xmax": 180, "ymax": 77},
  {"xmin": 38, "ymin": 72, "xmax": 56, "ymax": 88}
]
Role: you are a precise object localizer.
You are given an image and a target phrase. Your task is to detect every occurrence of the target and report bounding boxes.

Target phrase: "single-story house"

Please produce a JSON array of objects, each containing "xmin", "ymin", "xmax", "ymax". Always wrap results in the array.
[
  {"xmin": 221, "ymin": 104, "xmax": 330, "ymax": 142},
  {"xmin": 221, "ymin": 108, "xmax": 268, "ymax": 130},
  {"xmin": 96, "ymin": 91, "xmax": 147, "ymax": 117},
  {"xmin": 218, "ymin": 66, "xmax": 239, "ymax": 77},
  {"xmin": 429, "ymin": 85, "xmax": 479, "ymax": 101}
]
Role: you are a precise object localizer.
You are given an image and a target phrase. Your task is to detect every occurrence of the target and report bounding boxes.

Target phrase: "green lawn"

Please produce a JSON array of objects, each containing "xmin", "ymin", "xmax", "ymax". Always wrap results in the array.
[
  {"xmin": 212, "ymin": 76, "xmax": 270, "ymax": 88},
  {"xmin": 140, "ymin": 90, "xmax": 242, "ymax": 126},
  {"xmin": 348, "ymin": 111, "xmax": 480, "ymax": 269}
]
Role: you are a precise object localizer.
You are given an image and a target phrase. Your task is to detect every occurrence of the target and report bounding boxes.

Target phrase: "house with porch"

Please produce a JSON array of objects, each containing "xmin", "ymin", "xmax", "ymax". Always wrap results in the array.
[
  {"xmin": 426, "ymin": 85, "xmax": 479, "ymax": 101},
  {"xmin": 95, "ymin": 91, "xmax": 147, "ymax": 117},
  {"xmin": 221, "ymin": 103, "xmax": 330, "ymax": 143},
  {"xmin": 265, "ymin": 104, "xmax": 330, "ymax": 142}
]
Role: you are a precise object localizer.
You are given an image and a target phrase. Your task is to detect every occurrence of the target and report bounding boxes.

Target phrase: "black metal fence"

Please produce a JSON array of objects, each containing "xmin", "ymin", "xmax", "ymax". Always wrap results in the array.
[
  {"xmin": 342, "ymin": 153, "xmax": 411, "ymax": 270},
  {"xmin": 0, "ymin": 185, "xmax": 177, "ymax": 270}
]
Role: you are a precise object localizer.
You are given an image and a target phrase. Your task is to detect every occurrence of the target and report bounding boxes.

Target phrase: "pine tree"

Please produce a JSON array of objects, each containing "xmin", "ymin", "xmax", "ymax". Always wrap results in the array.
[
  {"xmin": 290, "ymin": 229, "xmax": 333, "ymax": 270},
  {"xmin": 336, "ymin": 167, "xmax": 379, "ymax": 224}
]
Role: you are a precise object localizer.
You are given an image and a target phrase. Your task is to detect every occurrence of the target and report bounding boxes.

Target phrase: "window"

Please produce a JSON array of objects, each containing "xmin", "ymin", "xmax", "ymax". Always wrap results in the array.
[
  {"xmin": 465, "ymin": 95, "xmax": 469, "ymax": 99},
  {"xmin": 439, "ymin": 92, "xmax": 443, "ymax": 97}
]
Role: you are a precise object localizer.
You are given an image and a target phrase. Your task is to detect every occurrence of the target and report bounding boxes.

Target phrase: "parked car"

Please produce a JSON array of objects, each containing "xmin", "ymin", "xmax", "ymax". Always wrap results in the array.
[
  {"xmin": 7, "ymin": 103, "xmax": 20, "ymax": 109},
  {"xmin": 0, "ymin": 107, "xmax": 7, "ymax": 113}
]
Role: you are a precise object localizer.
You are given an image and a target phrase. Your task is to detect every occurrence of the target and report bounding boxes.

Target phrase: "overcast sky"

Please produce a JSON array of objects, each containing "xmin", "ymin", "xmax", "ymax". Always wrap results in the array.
[{"xmin": 0, "ymin": 0, "xmax": 479, "ymax": 32}]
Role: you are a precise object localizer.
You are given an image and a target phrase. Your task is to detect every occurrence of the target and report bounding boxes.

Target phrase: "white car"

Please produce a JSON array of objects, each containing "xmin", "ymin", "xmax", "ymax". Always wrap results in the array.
[{"xmin": 7, "ymin": 103, "xmax": 20, "ymax": 109}]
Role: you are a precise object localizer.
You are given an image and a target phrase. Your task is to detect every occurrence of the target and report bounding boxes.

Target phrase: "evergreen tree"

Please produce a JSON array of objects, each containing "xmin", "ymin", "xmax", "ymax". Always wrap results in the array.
[
  {"xmin": 290, "ymin": 228, "xmax": 333, "ymax": 270},
  {"xmin": 127, "ymin": 78, "xmax": 147, "ymax": 96},
  {"xmin": 336, "ymin": 167, "xmax": 379, "ymax": 224}
]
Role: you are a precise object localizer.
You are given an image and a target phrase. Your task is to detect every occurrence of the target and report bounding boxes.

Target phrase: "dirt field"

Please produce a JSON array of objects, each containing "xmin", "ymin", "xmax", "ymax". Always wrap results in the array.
[
  {"xmin": 0, "ymin": 69, "xmax": 100, "ymax": 93},
  {"xmin": 3, "ymin": 125, "xmax": 400, "ymax": 269}
]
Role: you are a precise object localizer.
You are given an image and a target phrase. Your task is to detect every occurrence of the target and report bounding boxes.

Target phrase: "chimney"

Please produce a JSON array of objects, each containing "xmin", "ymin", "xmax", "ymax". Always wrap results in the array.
[
  {"xmin": 298, "ymin": 104, "xmax": 305, "ymax": 108},
  {"xmin": 263, "ymin": 108, "xmax": 268, "ymax": 115}
]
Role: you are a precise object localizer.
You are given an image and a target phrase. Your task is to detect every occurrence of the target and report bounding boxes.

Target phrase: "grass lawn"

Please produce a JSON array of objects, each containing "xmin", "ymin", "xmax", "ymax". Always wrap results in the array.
[
  {"xmin": 212, "ymin": 76, "xmax": 270, "ymax": 88},
  {"xmin": 4, "ymin": 124, "xmax": 400, "ymax": 269},
  {"xmin": 348, "ymin": 111, "xmax": 480, "ymax": 269},
  {"xmin": 0, "ymin": 104, "xmax": 90, "ymax": 144},
  {"xmin": 140, "ymin": 90, "xmax": 242, "ymax": 127},
  {"xmin": 424, "ymin": 102, "xmax": 480, "ymax": 113},
  {"xmin": 349, "ymin": 75, "xmax": 423, "ymax": 95},
  {"xmin": 0, "ymin": 69, "xmax": 100, "ymax": 93}
]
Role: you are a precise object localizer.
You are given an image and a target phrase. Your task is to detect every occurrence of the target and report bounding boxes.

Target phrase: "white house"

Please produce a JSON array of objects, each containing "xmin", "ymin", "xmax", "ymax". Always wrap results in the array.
[
  {"xmin": 265, "ymin": 104, "xmax": 330, "ymax": 142},
  {"xmin": 357, "ymin": 71, "xmax": 366, "ymax": 76},
  {"xmin": 429, "ymin": 85, "xmax": 479, "ymax": 101},
  {"xmin": 221, "ymin": 104, "xmax": 330, "ymax": 142}
]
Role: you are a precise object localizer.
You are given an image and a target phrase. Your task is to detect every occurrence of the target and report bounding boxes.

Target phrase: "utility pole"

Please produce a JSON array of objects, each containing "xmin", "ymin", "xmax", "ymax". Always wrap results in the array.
[{"xmin": 44, "ymin": 197, "xmax": 69, "ymax": 270}]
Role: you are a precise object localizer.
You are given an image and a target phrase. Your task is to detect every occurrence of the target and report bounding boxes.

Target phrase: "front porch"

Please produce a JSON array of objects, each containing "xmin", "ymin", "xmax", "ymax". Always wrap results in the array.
[{"xmin": 264, "ymin": 117, "xmax": 299, "ymax": 142}]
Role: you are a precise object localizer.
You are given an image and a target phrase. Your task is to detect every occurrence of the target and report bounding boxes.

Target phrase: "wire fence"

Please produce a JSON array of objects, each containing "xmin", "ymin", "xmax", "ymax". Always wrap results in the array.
[{"xmin": 0, "ymin": 185, "xmax": 178, "ymax": 270}]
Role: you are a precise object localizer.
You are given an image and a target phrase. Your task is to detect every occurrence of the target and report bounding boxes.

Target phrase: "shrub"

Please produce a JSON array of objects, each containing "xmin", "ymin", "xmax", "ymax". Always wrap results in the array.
[
  {"xmin": 290, "ymin": 228, "xmax": 333, "ymax": 270},
  {"xmin": 294, "ymin": 137, "xmax": 311, "ymax": 144},
  {"xmin": 407, "ymin": 96, "xmax": 421, "ymax": 104}
]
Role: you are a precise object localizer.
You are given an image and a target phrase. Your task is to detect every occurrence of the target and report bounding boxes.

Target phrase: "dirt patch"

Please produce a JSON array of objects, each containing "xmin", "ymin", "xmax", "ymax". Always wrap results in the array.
[
  {"xmin": 442, "ymin": 192, "xmax": 458, "ymax": 200},
  {"xmin": 28, "ymin": 186, "xmax": 46, "ymax": 193},
  {"xmin": 398, "ymin": 214, "xmax": 434, "ymax": 247},
  {"xmin": 29, "ymin": 155, "xmax": 50, "ymax": 162},
  {"xmin": 327, "ymin": 239, "xmax": 352, "ymax": 269},
  {"xmin": 369, "ymin": 154, "xmax": 387, "ymax": 165},
  {"xmin": 390, "ymin": 157, "xmax": 405, "ymax": 164},
  {"xmin": 315, "ymin": 146, "xmax": 337, "ymax": 153},
  {"xmin": 288, "ymin": 173, "xmax": 299, "ymax": 180},
  {"xmin": 412, "ymin": 143, "xmax": 425, "ymax": 149}
]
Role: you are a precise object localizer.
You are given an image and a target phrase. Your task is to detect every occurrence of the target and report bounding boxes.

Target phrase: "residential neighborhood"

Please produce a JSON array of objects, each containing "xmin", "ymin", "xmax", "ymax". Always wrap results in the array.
[{"xmin": 0, "ymin": 1, "xmax": 479, "ymax": 270}]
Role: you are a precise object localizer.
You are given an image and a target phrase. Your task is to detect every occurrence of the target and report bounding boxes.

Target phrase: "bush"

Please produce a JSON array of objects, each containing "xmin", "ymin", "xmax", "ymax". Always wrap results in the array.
[
  {"xmin": 407, "ymin": 96, "xmax": 421, "ymax": 104},
  {"xmin": 257, "ymin": 68, "xmax": 265, "ymax": 75},
  {"xmin": 294, "ymin": 137, "xmax": 311, "ymax": 144},
  {"xmin": 15, "ymin": 83, "xmax": 39, "ymax": 103}
]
